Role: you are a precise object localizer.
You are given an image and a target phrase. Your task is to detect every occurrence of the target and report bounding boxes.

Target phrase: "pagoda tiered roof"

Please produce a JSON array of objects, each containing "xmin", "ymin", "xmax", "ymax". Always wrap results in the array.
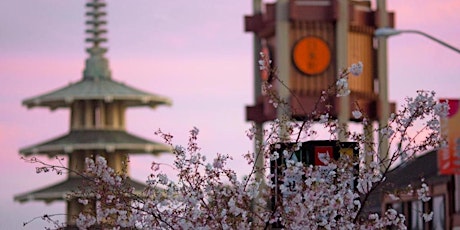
[
  {"xmin": 14, "ymin": 177, "xmax": 148, "ymax": 203},
  {"xmin": 20, "ymin": 129, "xmax": 172, "ymax": 156},
  {"xmin": 23, "ymin": 78, "xmax": 172, "ymax": 110}
]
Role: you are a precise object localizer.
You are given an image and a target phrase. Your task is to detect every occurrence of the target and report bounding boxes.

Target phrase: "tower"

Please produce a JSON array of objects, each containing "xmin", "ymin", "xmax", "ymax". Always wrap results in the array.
[
  {"xmin": 14, "ymin": 0, "xmax": 171, "ymax": 226},
  {"xmin": 246, "ymin": 0, "xmax": 395, "ymax": 122},
  {"xmin": 245, "ymin": 0, "xmax": 395, "ymax": 149}
]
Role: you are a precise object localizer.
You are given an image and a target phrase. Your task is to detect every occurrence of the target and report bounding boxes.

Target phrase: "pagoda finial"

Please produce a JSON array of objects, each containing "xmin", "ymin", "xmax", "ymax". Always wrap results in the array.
[{"xmin": 83, "ymin": 0, "xmax": 111, "ymax": 79}]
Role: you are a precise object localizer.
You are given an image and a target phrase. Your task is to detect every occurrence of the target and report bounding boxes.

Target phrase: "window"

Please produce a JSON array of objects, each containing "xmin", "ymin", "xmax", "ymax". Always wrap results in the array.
[
  {"xmin": 411, "ymin": 200, "xmax": 424, "ymax": 230},
  {"xmin": 432, "ymin": 196, "xmax": 445, "ymax": 230}
]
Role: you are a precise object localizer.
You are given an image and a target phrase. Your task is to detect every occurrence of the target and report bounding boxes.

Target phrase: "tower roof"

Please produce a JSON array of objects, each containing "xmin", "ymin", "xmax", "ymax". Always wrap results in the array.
[
  {"xmin": 22, "ymin": 0, "xmax": 172, "ymax": 110},
  {"xmin": 22, "ymin": 78, "xmax": 172, "ymax": 110},
  {"xmin": 14, "ymin": 177, "xmax": 148, "ymax": 203},
  {"xmin": 20, "ymin": 130, "xmax": 172, "ymax": 156}
]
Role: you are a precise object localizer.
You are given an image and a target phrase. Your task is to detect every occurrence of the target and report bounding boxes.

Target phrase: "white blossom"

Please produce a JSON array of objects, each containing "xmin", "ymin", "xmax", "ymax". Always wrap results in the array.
[
  {"xmin": 158, "ymin": 173, "xmax": 168, "ymax": 185},
  {"xmin": 348, "ymin": 61, "xmax": 363, "ymax": 76},
  {"xmin": 380, "ymin": 126, "xmax": 394, "ymax": 137},
  {"xmin": 258, "ymin": 52, "xmax": 272, "ymax": 71},
  {"xmin": 422, "ymin": 211, "xmax": 434, "ymax": 222},
  {"xmin": 270, "ymin": 151, "xmax": 279, "ymax": 161},
  {"xmin": 352, "ymin": 110, "xmax": 362, "ymax": 119},
  {"xmin": 258, "ymin": 59, "xmax": 265, "ymax": 70},
  {"xmin": 319, "ymin": 113, "xmax": 329, "ymax": 123},
  {"xmin": 368, "ymin": 213, "xmax": 378, "ymax": 220},
  {"xmin": 417, "ymin": 183, "xmax": 431, "ymax": 202},
  {"xmin": 336, "ymin": 78, "xmax": 350, "ymax": 97},
  {"xmin": 78, "ymin": 198, "xmax": 89, "ymax": 205},
  {"xmin": 434, "ymin": 100, "xmax": 449, "ymax": 118},
  {"xmin": 76, "ymin": 214, "xmax": 96, "ymax": 230}
]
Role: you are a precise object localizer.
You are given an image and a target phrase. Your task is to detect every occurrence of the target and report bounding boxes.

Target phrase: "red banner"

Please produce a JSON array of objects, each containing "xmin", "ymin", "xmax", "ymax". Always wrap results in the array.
[{"xmin": 438, "ymin": 99, "xmax": 460, "ymax": 174}]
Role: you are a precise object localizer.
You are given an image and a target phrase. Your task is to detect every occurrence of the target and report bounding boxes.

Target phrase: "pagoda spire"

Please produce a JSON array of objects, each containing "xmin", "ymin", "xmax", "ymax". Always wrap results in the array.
[{"xmin": 83, "ymin": 0, "xmax": 111, "ymax": 79}]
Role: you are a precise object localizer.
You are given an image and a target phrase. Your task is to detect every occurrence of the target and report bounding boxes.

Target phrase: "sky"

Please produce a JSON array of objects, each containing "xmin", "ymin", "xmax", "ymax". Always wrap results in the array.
[{"xmin": 1, "ymin": 0, "xmax": 460, "ymax": 229}]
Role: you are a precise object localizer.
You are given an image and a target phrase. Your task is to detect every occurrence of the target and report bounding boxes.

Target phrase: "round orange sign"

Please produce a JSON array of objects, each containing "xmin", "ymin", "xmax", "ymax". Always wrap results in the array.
[{"xmin": 292, "ymin": 36, "xmax": 331, "ymax": 76}]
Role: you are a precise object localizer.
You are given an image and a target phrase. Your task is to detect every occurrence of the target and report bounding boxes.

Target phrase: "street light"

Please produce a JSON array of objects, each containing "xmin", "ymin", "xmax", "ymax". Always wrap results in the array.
[{"xmin": 375, "ymin": 27, "xmax": 460, "ymax": 54}]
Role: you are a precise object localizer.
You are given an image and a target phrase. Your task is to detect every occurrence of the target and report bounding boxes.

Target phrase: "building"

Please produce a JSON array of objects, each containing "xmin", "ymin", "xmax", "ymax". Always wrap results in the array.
[
  {"xmin": 14, "ymin": 0, "xmax": 171, "ymax": 227},
  {"xmin": 373, "ymin": 150, "xmax": 459, "ymax": 229}
]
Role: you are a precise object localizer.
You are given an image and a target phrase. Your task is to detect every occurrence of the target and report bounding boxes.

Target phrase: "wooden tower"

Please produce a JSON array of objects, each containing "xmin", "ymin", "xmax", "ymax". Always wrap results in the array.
[
  {"xmin": 245, "ymin": 0, "xmax": 396, "ymax": 182},
  {"xmin": 14, "ymin": 0, "xmax": 172, "ymax": 226},
  {"xmin": 245, "ymin": 0, "xmax": 395, "ymax": 124}
]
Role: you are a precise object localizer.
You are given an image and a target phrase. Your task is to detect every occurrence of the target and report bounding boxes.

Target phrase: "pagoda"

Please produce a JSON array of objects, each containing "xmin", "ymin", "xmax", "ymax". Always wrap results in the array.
[{"xmin": 14, "ymin": 0, "xmax": 171, "ymax": 226}]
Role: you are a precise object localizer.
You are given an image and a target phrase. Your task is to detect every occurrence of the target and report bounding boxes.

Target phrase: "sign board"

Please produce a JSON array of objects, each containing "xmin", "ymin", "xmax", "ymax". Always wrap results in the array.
[
  {"xmin": 439, "ymin": 99, "xmax": 460, "ymax": 174},
  {"xmin": 269, "ymin": 141, "xmax": 358, "ymax": 227}
]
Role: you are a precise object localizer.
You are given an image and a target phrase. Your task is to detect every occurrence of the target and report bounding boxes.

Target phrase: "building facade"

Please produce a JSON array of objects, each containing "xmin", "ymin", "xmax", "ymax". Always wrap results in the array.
[{"xmin": 378, "ymin": 150, "xmax": 460, "ymax": 229}]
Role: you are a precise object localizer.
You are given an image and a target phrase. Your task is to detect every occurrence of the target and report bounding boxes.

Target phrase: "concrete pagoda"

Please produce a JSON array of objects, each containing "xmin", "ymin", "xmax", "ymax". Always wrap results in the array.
[{"xmin": 14, "ymin": 0, "xmax": 171, "ymax": 226}]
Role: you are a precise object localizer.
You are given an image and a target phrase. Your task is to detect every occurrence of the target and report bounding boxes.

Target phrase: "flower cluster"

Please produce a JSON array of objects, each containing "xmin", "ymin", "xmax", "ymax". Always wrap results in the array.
[
  {"xmin": 335, "ymin": 61, "xmax": 363, "ymax": 97},
  {"xmin": 258, "ymin": 52, "xmax": 272, "ymax": 71},
  {"xmin": 26, "ymin": 62, "xmax": 447, "ymax": 230},
  {"xmin": 336, "ymin": 77, "xmax": 350, "ymax": 97},
  {"xmin": 349, "ymin": 61, "xmax": 363, "ymax": 76}
]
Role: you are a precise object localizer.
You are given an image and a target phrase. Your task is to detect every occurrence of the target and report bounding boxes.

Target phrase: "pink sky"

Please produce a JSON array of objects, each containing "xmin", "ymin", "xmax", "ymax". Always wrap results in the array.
[{"xmin": 1, "ymin": 0, "xmax": 460, "ymax": 229}]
